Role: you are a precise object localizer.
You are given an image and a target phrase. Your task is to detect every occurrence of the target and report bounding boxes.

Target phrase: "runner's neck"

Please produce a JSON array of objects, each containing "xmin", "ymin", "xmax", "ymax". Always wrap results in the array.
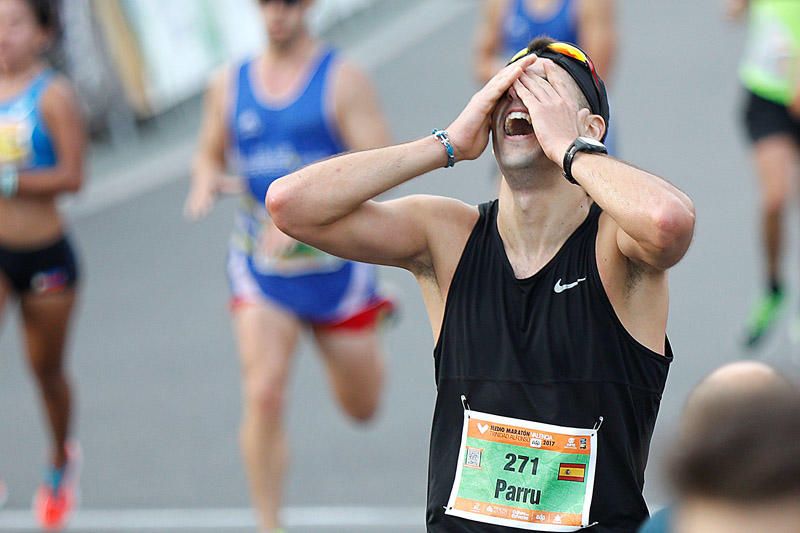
[
  {"xmin": 0, "ymin": 62, "xmax": 46, "ymax": 99},
  {"xmin": 257, "ymin": 37, "xmax": 321, "ymax": 100},
  {"xmin": 265, "ymin": 31, "xmax": 316, "ymax": 63},
  {"xmin": 526, "ymin": 0, "xmax": 564, "ymax": 19},
  {"xmin": 496, "ymin": 180, "xmax": 591, "ymax": 269}
]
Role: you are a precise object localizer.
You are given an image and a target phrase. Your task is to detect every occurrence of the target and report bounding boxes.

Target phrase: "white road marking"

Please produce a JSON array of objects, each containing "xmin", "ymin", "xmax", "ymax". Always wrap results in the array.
[
  {"xmin": 0, "ymin": 506, "xmax": 423, "ymax": 530},
  {"xmin": 64, "ymin": 0, "xmax": 471, "ymax": 220}
]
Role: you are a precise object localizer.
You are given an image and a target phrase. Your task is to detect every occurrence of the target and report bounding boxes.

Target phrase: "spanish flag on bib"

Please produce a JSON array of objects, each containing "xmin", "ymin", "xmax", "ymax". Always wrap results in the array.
[{"xmin": 558, "ymin": 463, "xmax": 586, "ymax": 483}]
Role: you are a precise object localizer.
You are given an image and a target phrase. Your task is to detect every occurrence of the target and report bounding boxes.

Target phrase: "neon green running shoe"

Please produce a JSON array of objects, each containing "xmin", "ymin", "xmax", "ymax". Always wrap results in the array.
[{"xmin": 744, "ymin": 290, "xmax": 785, "ymax": 348}]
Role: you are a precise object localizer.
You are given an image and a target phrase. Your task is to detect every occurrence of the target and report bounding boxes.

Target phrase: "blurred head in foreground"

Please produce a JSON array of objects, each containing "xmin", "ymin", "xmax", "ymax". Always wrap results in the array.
[{"xmin": 670, "ymin": 362, "xmax": 800, "ymax": 533}]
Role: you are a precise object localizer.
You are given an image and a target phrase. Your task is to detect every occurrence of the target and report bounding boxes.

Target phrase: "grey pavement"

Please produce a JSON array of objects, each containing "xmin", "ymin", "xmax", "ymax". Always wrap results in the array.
[{"xmin": 3, "ymin": 1, "xmax": 800, "ymax": 532}]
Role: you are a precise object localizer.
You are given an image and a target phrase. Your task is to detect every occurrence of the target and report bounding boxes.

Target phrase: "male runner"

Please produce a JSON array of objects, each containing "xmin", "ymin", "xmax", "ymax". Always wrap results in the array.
[
  {"xmin": 185, "ymin": 0, "xmax": 392, "ymax": 531},
  {"xmin": 729, "ymin": 0, "xmax": 800, "ymax": 346},
  {"xmin": 267, "ymin": 37, "xmax": 695, "ymax": 532}
]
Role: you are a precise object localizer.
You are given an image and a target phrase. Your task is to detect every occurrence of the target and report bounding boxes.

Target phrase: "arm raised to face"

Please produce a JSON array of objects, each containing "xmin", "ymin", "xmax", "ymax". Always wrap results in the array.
[{"xmin": 266, "ymin": 55, "xmax": 538, "ymax": 272}]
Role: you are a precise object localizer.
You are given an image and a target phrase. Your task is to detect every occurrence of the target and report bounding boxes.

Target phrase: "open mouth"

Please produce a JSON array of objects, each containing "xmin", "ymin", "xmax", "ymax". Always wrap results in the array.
[{"xmin": 504, "ymin": 111, "xmax": 534, "ymax": 137}]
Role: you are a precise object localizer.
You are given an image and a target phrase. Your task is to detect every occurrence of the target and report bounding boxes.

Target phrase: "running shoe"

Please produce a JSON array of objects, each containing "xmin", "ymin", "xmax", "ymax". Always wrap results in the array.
[
  {"xmin": 33, "ymin": 442, "xmax": 81, "ymax": 531},
  {"xmin": 744, "ymin": 290, "xmax": 785, "ymax": 348}
]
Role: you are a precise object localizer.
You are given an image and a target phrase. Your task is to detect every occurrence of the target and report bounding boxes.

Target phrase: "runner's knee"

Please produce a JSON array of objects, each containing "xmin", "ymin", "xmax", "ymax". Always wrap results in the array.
[
  {"xmin": 29, "ymin": 355, "xmax": 66, "ymax": 389},
  {"xmin": 243, "ymin": 377, "xmax": 287, "ymax": 420},
  {"xmin": 343, "ymin": 398, "xmax": 379, "ymax": 424},
  {"xmin": 762, "ymin": 188, "xmax": 788, "ymax": 217}
]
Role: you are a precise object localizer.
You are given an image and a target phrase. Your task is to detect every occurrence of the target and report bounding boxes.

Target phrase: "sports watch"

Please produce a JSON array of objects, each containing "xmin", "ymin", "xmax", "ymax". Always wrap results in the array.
[{"xmin": 562, "ymin": 137, "xmax": 607, "ymax": 185}]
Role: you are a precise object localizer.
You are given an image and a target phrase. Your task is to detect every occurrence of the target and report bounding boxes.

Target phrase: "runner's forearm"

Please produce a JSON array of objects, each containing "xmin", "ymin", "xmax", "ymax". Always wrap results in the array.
[
  {"xmin": 571, "ymin": 153, "xmax": 695, "ymax": 251},
  {"xmin": 14, "ymin": 167, "xmax": 83, "ymax": 197},
  {"xmin": 268, "ymin": 136, "xmax": 447, "ymax": 228}
]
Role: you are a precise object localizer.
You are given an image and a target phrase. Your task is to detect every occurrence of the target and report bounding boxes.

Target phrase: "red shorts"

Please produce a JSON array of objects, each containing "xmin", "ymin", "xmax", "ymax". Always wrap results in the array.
[{"xmin": 231, "ymin": 296, "xmax": 395, "ymax": 332}]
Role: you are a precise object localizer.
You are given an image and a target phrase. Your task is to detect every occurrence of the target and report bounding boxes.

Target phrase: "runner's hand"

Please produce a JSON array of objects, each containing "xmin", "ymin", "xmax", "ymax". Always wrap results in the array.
[
  {"xmin": 217, "ymin": 174, "xmax": 244, "ymax": 195},
  {"xmin": 261, "ymin": 220, "xmax": 299, "ymax": 258},
  {"xmin": 513, "ymin": 59, "xmax": 588, "ymax": 167},
  {"xmin": 184, "ymin": 174, "xmax": 243, "ymax": 221},
  {"xmin": 184, "ymin": 186, "xmax": 217, "ymax": 221},
  {"xmin": 447, "ymin": 54, "xmax": 537, "ymax": 162}
]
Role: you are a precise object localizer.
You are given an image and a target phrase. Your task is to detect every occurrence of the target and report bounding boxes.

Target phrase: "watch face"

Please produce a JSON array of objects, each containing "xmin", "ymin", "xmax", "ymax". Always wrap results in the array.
[{"xmin": 577, "ymin": 136, "xmax": 605, "ymax": 150}]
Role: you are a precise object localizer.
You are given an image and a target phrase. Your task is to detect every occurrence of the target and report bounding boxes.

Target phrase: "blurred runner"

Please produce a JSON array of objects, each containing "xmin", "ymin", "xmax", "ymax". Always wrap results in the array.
[
  {"xmin": 0, "ymin": 0, "xmax": 85, "ymax": 530},
  {"xmin": 185, "ymin": 0, "xmax": 393, "ymax": 530},
  {"xmin": 731, "ymin": 0, "xmax": 800, "ymax": 347},
  {"xmin": 268, "ymin": 36, "xmax": 695, "ymax": 532},
  {"xmin": 475, "ymin": 0, "xmax": 618, "ymax": 156}
]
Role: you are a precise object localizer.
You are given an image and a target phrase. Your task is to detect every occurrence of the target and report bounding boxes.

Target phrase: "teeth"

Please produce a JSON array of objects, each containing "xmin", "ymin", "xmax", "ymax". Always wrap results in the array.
[
  {"xmin": 504, "ymin": 111, "xmax": 532, "ymax": 135},
  {"xmin": 508, "ymin": 111, "xmax": 531, "ymax": 124}
]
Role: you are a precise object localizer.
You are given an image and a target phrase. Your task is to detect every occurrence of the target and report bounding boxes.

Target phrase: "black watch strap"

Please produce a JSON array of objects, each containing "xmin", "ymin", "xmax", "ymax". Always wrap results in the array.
[{"xmin": 562, "ymin": 137, "xmax": 608, "ymax": 184}]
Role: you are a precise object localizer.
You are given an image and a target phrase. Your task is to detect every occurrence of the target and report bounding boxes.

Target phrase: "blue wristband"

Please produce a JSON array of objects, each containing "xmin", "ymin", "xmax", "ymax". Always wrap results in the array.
[
  {"xmin": 0, "ymin": 166, "xmax": 18, "ymax": 197},
  {"xmin": 432, "ymin": 129, "xmax": 455, "ymax": 168}
]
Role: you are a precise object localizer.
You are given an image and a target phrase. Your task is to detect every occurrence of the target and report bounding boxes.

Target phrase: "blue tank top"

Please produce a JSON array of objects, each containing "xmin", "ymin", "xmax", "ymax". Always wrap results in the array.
[
  {"xmin": 229, "ymin": 48, "xmax": 346, "ymax": 203},
  {"xmin": 0, "ymin": 70, "xmax": 57, "ymax": 170},
  {"xmin": 502, "ymin": 0, "xmax": 579, "ymax": 57},
  {"xmin": 228, "ymin": 49, "xmax": 348, "ymax": 275}
]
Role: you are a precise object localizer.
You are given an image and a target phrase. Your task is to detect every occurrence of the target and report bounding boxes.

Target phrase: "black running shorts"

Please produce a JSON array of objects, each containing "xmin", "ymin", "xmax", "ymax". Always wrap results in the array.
[
  {"xmin": 743, "ymin": 90, "xmax": 800, "ymax": 144},
  {"xmin": 0, "ymin": 236, "xmax": 79, "ymax": 295}
]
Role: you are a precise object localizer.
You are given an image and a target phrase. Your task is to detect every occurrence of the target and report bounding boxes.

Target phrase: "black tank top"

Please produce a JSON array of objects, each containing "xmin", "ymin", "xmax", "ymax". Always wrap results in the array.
[{"xmin": 426, "ymin": 200, "xmax": 672, "ymax": 532}]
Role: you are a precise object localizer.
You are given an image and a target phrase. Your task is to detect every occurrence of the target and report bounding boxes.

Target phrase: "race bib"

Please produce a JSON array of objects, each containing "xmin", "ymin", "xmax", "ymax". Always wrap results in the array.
[
  {"xmin": 253, "ymin": 239, "xmax": 343, "ymax": 275},
  {"xmin": 445, "ymin": 399, "xmax": 600, "ymax": 531},
  {"xmin": 249, "ymin": 217, "xmax": 344, "ymax": 276}
]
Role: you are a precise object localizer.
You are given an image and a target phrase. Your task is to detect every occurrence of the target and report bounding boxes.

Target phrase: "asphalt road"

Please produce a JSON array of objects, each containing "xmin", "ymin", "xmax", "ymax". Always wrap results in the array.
[{"xmin": 2, "ymin": 1, "xmax": 800, "ymax": 532}]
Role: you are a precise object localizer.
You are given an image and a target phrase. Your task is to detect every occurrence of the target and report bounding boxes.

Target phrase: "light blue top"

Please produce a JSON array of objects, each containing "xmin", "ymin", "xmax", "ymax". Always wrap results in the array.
[{"xmin": 0, "ymin": 70, "xmax": 57, "ymax": 169}]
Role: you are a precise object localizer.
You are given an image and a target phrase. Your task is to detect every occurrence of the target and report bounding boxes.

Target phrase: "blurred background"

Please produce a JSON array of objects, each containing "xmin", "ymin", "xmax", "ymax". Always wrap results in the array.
[{"xmin": 1, "ymin": 0, "xmax": 799, "ymax": 531}]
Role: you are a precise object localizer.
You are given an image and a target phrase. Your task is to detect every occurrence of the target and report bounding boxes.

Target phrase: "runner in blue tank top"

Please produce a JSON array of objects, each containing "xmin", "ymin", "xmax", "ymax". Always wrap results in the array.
[
  {"xmin": 0, "ymin": 0, "xmax": 85, "ymax": 529},
  {"xmin": 475, "ymin": 0, "xmax": 618, "ymax": 154},
  {"xmin": 185, "ymin": 1, "xmax": 393, "ymax": 531}
]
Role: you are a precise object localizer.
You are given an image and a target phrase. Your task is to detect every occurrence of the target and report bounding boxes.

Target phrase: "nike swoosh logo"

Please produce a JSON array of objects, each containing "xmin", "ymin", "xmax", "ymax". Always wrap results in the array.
[{"xmin": 554, "ymin": 277, "xmax": 587, "ymax": 294}]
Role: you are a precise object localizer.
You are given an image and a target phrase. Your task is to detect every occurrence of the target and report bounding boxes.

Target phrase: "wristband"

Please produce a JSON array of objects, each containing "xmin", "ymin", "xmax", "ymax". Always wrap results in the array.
[
  {"xmin": 0, "ymin": 165, "xmax": 18, "ymax": 197},
  {"xmin": 432, "ymin": 129, "xmax": 456, "ymax": 168}
]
